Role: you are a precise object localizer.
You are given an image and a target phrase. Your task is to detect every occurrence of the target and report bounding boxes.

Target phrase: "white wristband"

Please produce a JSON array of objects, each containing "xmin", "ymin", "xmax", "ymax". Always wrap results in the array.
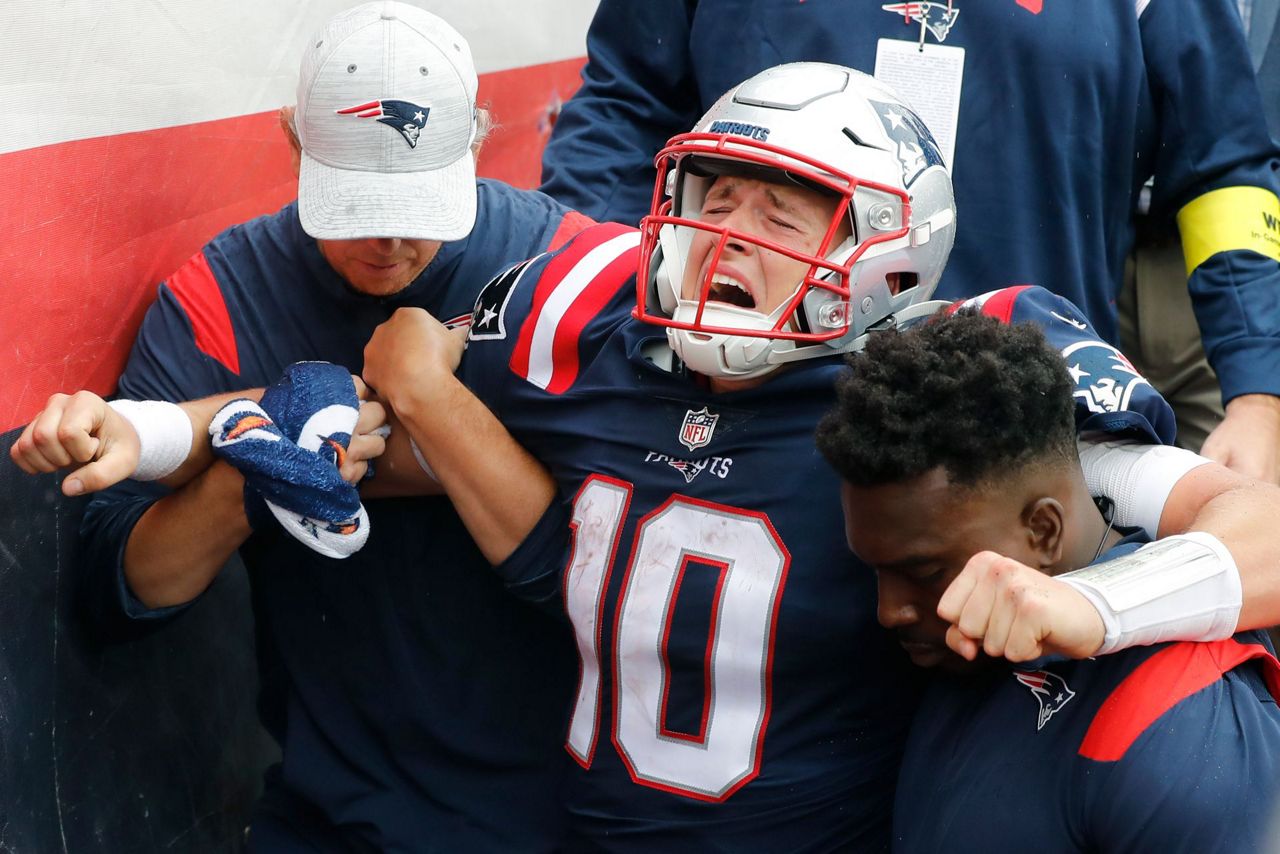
[
  {"xmin": 1059, "ymin": 531, "xmax": 1242, "ymax": 654},
  {"xmin": 107, "ymin": 399, "xmax": 194, "ymax": 481},
  {"xmin": 1077, "ymin": 439, "xmax": 1211, "ymax": 538}
]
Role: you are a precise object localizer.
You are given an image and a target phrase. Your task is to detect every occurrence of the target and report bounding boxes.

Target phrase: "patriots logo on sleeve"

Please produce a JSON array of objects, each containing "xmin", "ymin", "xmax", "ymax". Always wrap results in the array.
[
  {"xmin": 336, "ymin": 99, "xmax": 431, "ymax": 149},
  {"xmin": 956, "ymin": 286, "xmax": 1176, "ymax": 443},
  {"xmin": 1015, "ymin": 669, "xmax": 1076, "ymax": 730},
  {"xmin": 1060, "ymin": 340, "xmax": 1150, "ymax": 415},
  {"xmin": 470, "ymin": 257, "xmax": 537, "ymax": 342},
  {"xmin": 870, "ymin": 100, "xmax": 946, "ymax": 184}
]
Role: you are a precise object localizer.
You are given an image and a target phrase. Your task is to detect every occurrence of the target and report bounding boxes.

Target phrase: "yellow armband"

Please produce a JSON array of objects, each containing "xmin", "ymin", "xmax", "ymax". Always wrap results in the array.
[{"xmin": 1176, "ymin": 186, "xmax": 1280, "ymax": 275}]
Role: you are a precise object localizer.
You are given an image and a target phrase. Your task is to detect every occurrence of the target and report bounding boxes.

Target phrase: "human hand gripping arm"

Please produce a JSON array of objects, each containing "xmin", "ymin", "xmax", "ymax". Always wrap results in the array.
[{"xmin": 362, "ymin": 308, "xmax": 555, "ymax": 565}]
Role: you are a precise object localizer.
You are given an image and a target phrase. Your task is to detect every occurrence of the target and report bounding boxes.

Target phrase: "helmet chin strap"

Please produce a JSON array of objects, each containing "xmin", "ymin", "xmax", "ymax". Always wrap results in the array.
[
  {"xmin": 667, "ymin": 293, "xmax": 801, "ymax": 380},
  {"xmin": 680, "ymin": 296, "xmax": 954, "ymax": 378},
  {"xmin": 668, "ymin": 327, "xmax": 787, "ymax": 381}
]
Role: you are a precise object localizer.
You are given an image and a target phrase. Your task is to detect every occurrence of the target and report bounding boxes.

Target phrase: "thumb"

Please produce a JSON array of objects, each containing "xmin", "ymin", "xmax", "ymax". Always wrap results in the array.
[{"xmin": 64, "ymin": 441, "xmax": 141, "ymax": 495}]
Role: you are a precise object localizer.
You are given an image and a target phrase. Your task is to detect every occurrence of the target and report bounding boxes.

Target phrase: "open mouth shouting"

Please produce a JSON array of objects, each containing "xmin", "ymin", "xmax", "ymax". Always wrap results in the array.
[{"xmin": 707, "ymin": 272, "xmax": 756, "ymax": 309}]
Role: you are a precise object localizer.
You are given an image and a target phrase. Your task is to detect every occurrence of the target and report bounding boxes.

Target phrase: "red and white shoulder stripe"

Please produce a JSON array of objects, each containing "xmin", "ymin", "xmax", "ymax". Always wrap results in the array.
[
  {"xmin": 946, "ymin": 285, "xmax": 1034, "ymax": 324},
  {"xmin": 510, "ymin": 223, "xmax": 642, "ymax": 394}
]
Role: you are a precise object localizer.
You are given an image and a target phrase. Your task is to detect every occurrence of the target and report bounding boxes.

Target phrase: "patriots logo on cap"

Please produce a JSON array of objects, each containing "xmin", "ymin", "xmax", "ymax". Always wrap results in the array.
[
  {"xmin": 882, "ymin": 2, "xmax": 961, "ymax": 42},
  {"xmin": 337, "ymin": 99, "xmax": 431, "ymax": 148},
  {"xmin": 1015, "ymin": 669, "xmax": 1076, "ymax": 730},
  {"xmin": 870, "ymin": 100, "xmax": 945, "ymax": 186}
]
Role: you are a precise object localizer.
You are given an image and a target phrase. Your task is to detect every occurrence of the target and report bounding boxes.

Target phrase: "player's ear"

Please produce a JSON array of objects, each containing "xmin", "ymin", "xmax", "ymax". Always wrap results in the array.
[
  {"xmin": 1022, "ymin": 497, "xmax": 1064, "ymax": 569},
  {"xmin": 279, "ymin": 106, "xmax": 302, "ymax": 178}
]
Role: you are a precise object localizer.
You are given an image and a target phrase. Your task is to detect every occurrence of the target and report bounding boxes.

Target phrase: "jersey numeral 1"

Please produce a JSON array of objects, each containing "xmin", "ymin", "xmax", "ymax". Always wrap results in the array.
[{"xmin": 563, "ymin": 475, "xmax": 790, "ymax": 801}]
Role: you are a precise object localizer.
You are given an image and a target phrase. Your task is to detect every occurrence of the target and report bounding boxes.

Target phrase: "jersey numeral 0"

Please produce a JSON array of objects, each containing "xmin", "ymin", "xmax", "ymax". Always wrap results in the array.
[{"xmin": 563, "ymin": 475, "xmax": 790, "ymax": 802}]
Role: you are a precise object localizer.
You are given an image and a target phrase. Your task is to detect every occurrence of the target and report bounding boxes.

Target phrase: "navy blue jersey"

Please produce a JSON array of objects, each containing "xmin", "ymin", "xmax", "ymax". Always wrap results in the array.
[
  {"xmin": 81, "ymin": 183, "xmax": 591, "ymax": 852},
  {"xmin": 457, "ymin": 224, "xmax": 1177, "ymax": 851},
  {"xmin": 540, "ymin": 0, "xmax": 1280, "ymax": 403},
  {"xmin": 896, "ymin": 542, "xmax": 1280, "ymax": 853}
]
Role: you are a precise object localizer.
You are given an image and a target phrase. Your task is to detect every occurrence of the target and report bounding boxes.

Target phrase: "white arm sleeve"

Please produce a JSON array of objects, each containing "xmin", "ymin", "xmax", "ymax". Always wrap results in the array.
[
  {"xmin": 1076, "ymin": 438, "xmax": 1212, "ymax": 538},
  {"xmin": 1060, "ymin": 532, "xmax": 1242, "ymax": 653}
]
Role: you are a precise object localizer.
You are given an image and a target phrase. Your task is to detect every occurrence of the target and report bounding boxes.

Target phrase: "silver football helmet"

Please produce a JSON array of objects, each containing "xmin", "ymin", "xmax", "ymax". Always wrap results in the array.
[{"xmin": 637, "ymin": 62, "xmax": 957, "ymax": 380}]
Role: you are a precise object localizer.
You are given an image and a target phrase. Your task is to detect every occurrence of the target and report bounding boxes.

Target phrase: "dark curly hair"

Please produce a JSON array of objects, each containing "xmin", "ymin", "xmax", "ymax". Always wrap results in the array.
[{"xmin": 815, "ymin": 310, "xmax": 1076, "ymax": 489}]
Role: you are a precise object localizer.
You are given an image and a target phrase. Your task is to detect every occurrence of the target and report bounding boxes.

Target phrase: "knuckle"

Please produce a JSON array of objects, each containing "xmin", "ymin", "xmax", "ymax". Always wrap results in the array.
[{"xmin": 32, "ymin": 423, "xmax": 57, "ymax": 448}]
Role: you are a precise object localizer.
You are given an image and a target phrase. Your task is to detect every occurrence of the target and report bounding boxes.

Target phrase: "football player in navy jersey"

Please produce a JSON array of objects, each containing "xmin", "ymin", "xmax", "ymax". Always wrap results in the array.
[
  {"xmin": 359, "ymin": 64, "xmax": 1280, "ymax": 850},
  {"xmin": 18, "ymin": 63, "xmax": 1280, "ymax": 851},
  {"xmin": 819, "ymin": 309, "xmax": 1280, "ymax": 853}
]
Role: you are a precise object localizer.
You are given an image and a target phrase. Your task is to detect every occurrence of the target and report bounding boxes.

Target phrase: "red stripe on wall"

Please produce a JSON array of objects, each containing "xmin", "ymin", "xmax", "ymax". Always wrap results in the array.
[
  {"xmin": 474, "ymin": 57, "xmax": 585, "ymax": 188},
  {"xmin": 0, "ymin": 57, "xmax": 585, "ymax": 433},
  {"xmin": 0, "ymin": 114, "xmax": 294, "ymax": 433}
]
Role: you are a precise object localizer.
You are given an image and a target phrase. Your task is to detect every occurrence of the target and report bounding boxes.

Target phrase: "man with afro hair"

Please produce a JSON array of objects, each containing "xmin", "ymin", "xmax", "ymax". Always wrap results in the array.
[{"xmin": 817, "ymin": 310, "xmax": 1280, "ymax": 853}]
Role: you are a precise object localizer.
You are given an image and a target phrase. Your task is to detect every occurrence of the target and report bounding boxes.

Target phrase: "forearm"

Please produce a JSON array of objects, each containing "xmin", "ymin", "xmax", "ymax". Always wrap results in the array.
[
  {"xmin": 125, "ymin": 461, "xmax": 251, "ymax": 608},
  {"xmin": 357, "ymin": 413, "xmax": 445, "ymax": 499},
  {"xmin": 158, "ymin": 389, "xmax": 263, "ymax": 488},
  {"xmin": 386, "ymin": 371, "xmax": 554, "ymax": 565},
  {"xmin": 1157, "ymin": 462, "xmax": 1280, "ymax": 630}
]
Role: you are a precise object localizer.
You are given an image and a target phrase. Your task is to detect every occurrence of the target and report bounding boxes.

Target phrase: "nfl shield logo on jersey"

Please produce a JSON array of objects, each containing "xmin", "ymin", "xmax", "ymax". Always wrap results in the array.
[{"xmin": 678, "ymin": 407, "xmax": 719, "ymax": 452}]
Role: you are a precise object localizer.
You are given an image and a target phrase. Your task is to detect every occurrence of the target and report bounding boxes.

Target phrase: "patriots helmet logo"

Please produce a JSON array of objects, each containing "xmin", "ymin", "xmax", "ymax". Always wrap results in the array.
[
  {"xmin": 870, "ymin": 100, "xmax": 945, "ymax": 185},
  {"xmin": 1015, "ymin": 669, "xmax": 1076, "ymax": 730},
  {"xmin": 882, "ymin": 2, "xmax": 961, "ymax": 42},
  {"xmin": 336, "ymin": 99, "xmax": 431, "ymax": 149}
]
